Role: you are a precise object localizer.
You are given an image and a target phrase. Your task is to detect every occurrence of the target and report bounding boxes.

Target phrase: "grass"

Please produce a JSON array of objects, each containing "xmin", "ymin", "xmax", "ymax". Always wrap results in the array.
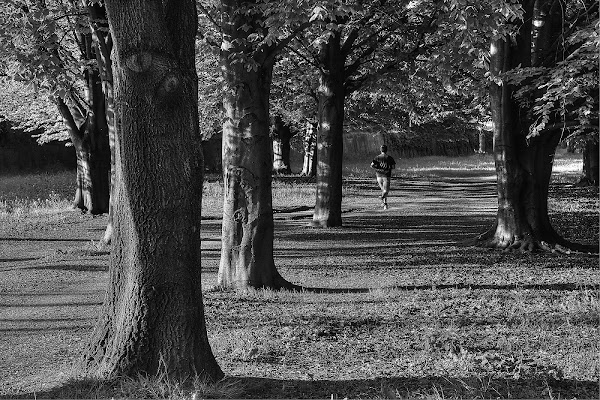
[
  {"xmin": 0, "ymin": 153, "xmax": 598, "ymax": 399},
  {"xmin": 0, "ymin": 170, "xmax": 74, "ymax": 223}
]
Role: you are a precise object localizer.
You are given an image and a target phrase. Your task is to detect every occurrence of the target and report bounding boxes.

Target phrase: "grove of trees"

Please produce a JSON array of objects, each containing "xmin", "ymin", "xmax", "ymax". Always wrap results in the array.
[{"xmin": 0, "ymin": 0, "xmax": 597, "ymax": 383}]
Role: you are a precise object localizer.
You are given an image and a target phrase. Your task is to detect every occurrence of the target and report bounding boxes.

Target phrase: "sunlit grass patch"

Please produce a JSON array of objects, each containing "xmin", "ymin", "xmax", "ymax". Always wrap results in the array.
[
  {"xmin": 202, "ymin": 180, "xmax": 317, "ymax": 217},
  {"xmin": 0, "ymin": 171, "xmax": 74, "ymax": 221},
  {"xmin": 0, "ymin": 191, "xmax": 71, "ymax": 216},
  {"xmin": 0, "ymin": 170, "xmax": 74, "ymax": 200}
]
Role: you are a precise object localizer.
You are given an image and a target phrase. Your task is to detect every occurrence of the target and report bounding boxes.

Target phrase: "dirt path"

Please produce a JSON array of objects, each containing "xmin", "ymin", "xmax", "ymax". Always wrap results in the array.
[{"xmin": 0, "ymin": 175, "xmax": 595, "ymax": 396}]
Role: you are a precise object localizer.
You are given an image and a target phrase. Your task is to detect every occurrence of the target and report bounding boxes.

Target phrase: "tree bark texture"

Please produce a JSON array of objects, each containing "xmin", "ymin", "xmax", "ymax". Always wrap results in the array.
[
  {"xmin": 218, "ymin": 0, "xmax": 292, "ymax": 289},
  {"xmin": 312, "ymin": 31, "xmax": 345, "ymax": 227},
  {"xmin": 82, "ymin": 0, "xmax": 222, "ymax": 381},
  {"xmin": 301, "ymin": 121, "xmax": 317, "ymax": 176},
  {"xmin": 272, "ymin": 115, "xmax": 294, "ymax": 174},
  {"xmin": 480, "ymin": 1, "xmax": 596, "ymax": 253}
]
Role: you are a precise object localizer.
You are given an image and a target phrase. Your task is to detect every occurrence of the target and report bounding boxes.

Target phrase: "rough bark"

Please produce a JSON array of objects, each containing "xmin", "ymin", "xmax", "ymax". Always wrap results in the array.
[
  {"xmin": 301, "ymin": 121, "xmax": 317, "ymax": 176},
  {"xmin": 271, "ymin": 116, "xmax": 294, "ymax": 174},
  {"xmin": 218, "ymin": 0, "xmax": 293, "ymax": 290},
  {"xmin": 312, "ymin": 31, "xmax": 345, "ymax": 228},
  {"xmin": 82, "ymin": 0, "xmax": 222, "ymax": 381},
  {"xmin": 478, "ymin": 1, "xmax": 597, "ymax": 253}
]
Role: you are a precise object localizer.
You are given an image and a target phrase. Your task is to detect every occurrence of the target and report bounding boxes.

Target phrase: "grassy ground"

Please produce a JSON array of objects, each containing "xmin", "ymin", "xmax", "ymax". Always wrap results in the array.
[{"xmin": 0, "ymin": 153, "xmax": 598, "ymax": 399}]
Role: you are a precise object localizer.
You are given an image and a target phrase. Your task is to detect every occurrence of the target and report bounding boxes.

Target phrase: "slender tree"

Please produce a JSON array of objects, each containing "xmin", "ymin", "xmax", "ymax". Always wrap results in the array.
[
  {"xmin": 271, "ymin": 115, "xmax": 296, "ymax": 174},
  {"xmin": 82, "ymin": 0, "xmax": 222, "ymax": 380}
]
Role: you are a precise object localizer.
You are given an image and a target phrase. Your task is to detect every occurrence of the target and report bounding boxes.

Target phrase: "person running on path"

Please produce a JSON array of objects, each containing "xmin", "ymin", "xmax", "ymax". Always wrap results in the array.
[{"xmin": 370, "ymin": 145, "xmax": 396, "ymax": 209}]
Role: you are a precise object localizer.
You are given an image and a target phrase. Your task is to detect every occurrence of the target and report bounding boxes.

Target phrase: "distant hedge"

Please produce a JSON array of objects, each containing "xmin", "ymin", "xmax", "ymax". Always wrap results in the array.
[
  {"xmin": 0, "ymin": 119, "xmax": 75, "ymax": 174},
  {"xmin": 344, "ymin": 118, "xmax": 492, "ymax": 158}
]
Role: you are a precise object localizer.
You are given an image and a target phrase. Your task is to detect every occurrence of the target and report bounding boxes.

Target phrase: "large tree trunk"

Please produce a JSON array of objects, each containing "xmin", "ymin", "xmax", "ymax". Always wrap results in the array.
[
  {"xmin": 82, "ymin": 0, "xmax": 222, "ymax": 381},
  {"xmin": 218, "ymin": 0, "xmax": 293, "ymax": 290},
  {"xmin": 301, "ymin": 121, "xmax": 317, "ymax": 176},
  {"xmin": 272, "ymin": 115, "xmax": 294, "ymax": 174},
  {"xmin": 312, "ymin": 31, "xmax": 345, "ymax": 228},
  {"xmin": 478, "ymin": 1, "xmax": 596, "ymax": 253}
]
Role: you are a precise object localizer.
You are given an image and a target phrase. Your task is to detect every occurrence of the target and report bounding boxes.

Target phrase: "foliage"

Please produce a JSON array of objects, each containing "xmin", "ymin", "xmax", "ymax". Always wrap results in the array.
[
  {"xmin": 512, "ymin": 15, "xmax": 599, "ymax": 139},
  {"xmin": 0, "ymin": 0, "xmax": 91, "ymax": 98},
  {"xmin": 482, "ymin": 0, "xmax": 600, "ymax": 140},
  {"xmin": 0, "ymin": 0, "xmax": 101, "ymax": 143},
  {"xmin": 271, "ymin": 0, "xmax": 522, "ymax": 138},
  {"xmin": 0, "ymin": 78, "xmax": 66, "ymax": 142},
  {"xmin": 196, "ymin": 40, "xmax": 222, "ymax": 140}
]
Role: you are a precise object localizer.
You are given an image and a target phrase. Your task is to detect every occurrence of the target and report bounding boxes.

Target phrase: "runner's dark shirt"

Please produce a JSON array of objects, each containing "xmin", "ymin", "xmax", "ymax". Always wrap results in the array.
[{"xmin": 371, "ymin": 154, "xmax": 396, "ymax": 177}]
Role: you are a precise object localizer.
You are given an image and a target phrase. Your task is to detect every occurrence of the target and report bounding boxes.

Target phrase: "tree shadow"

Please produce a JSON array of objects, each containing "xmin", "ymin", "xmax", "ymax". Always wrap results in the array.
[
  {"xmin": 9, "ymin": 374, "xmax": 597, "ymax": 399},
  {"xmin": 0, "ymin": 324, "xmax": 93, "ymax": 333},
  {"xmin": 23, "ymin": 264, "xmax": 108, "ymax": 272},
  {"xmin": 0, "ymin": 237, "xmax": 92, "ymax": 242},
  {"xmin": 296, "ymin": 282, "xmax": 598, "ymax": 294},
  {"xmin": 278, "ymin": 214, "xmax": 494, "ymax": 243},
  {"xmin": 228, "ymin": 375, "xmax": 598, "ymax": 399}
]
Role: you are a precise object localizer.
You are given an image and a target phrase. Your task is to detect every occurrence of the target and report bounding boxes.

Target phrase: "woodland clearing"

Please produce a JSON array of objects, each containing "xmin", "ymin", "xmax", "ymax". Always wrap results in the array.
[{"xmin": 0, "ymin": 153, "xmax": 598, "ymax": 399}]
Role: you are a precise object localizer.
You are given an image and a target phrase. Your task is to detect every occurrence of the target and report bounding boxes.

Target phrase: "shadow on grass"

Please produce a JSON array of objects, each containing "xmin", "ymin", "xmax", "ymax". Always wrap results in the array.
[
  {"xmin": 297, "ymin": 282, "xmax": 598, "ymax": 294},
  {"xmin": 0, "ymin": 237, "xmax": 92, "ymax": 242},
  {"xmin": 23, "ymin": 264, "xmax": 108, "ymax": 272},
  {"xmin": 277, "ymin": 214, "xmax": 493, "ymax": 244},
  {"xmin": 6, "ymin": 374, "xmax": 597, "ymax": 399},
  {"xmin": 231, "ymin": 375, "xmax": 599, "ymax": 399},
  {"xmin": 0, "ymin": 324, "xmax": 93, "ymax": 333}
]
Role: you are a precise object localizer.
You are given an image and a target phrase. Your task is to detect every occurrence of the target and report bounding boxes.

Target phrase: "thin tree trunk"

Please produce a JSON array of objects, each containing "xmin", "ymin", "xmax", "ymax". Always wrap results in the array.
[
  {"xmin": 478, "ymin": 129, "xmax": 486, "ymax": 153},
  {"xmin": 580, "ymin": 138, "xmax": 599, "ymax": 186},
  {"xmin": 100, "ymin": 81, "xmax": 115, "ymax": 245},
  {"xmin": 272, "ymin": 116, "xmax": 293, "ymax": 174},
  {"xmin": 82, "ymin": 0, "xmax": 222, "ymax": 380},
  {"xmin": 218, "ymin": 0, "xmax": 293, "ymax": 290},
  {"xmin": 312, "ymin": 31, "xmax": 345, "ymax": 228},
  {"xmin": 301, "ymin": 121, "xmax": 316, "ymax": 176},
  {"xmin": 90, "ymin": 3, "xmax": 115, "ymax": 245}
]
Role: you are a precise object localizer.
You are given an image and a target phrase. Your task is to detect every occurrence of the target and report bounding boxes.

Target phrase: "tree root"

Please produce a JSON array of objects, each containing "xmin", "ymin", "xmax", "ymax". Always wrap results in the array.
[{"xmin": 474, "ymin": 232, "xmax": 598, "ymax": 255}]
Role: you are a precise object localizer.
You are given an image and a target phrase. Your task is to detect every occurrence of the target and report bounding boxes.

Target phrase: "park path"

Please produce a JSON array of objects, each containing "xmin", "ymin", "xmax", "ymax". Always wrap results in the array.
[
  {"xmin": 346, "ymin": 176, "xmax": 498, "ymax": 216},
  {"xmin": 198, "ymin": 176, "xmax": 500, "ymax": 288}
]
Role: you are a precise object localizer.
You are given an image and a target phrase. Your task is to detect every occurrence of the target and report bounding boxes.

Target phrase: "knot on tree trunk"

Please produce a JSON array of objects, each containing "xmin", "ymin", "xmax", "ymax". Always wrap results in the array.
[
  {"xmin": 125, "ymin": 52, "xmax": 153, "ymax": 72},
  {"xmin": 157, "ymin": 73, "xmax": 181, "ymax": 97},
  {"xmin": 233, "ymin": 208, "xmax": 247, "ymax": 223},
  {"xmin": 123, "ymin": 51, "xmax": 183, "ymax": 101}
]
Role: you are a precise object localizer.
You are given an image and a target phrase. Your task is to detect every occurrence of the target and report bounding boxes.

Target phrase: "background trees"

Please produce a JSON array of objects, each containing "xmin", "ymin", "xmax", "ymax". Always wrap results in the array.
[{"xmin": 1, "ymin": 1, "xmax": 113, "ymax": 215}]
